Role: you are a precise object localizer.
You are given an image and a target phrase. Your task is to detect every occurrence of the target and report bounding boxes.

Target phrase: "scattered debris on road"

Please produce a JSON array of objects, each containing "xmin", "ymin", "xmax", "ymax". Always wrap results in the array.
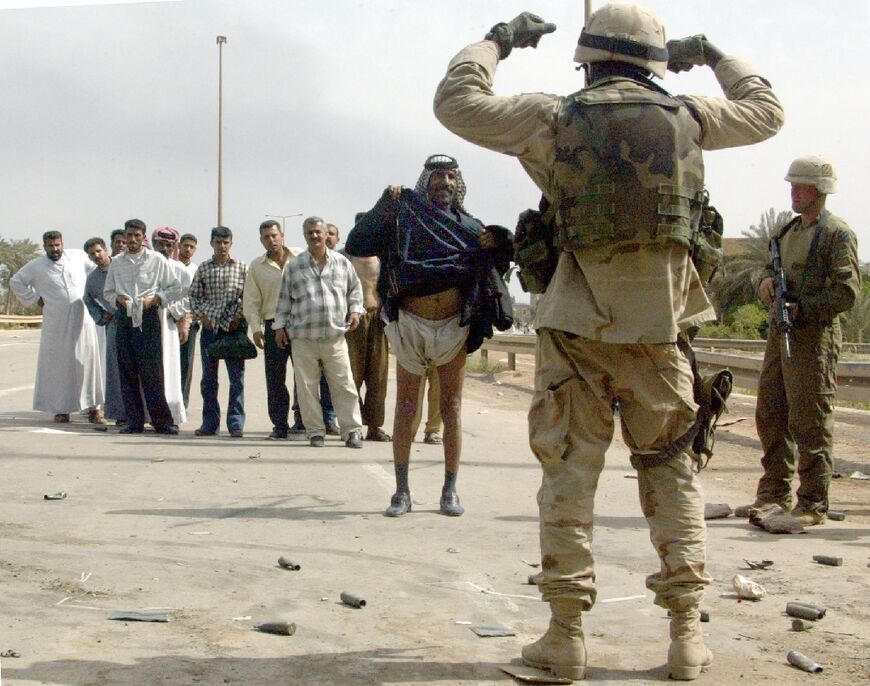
[
  {"xmin": 828, "ymin": 510, "xmax": 846, "ymax": 521},
  {"xmin": 812, "ymin": 554, "xmax": 843, "ymax": 567},
  {"xmin": 792, "ymin": 618, "xmax": 814, "ymax": 632},
  {"xmin": 1, "ymin": 650, "xmax": 21, "ymax": 658},
  {"xmin": 43, "ymin": 492, "xmax": 66, "ymax": 500},
  {"xmin": 788, "ymin": 650, "xmax": 823, "ymax": 673},
  {"xmin": 255, "ymin": 621, "xmax": 296, "ymax": 636},
  {"xmin": 704, "ymin": 503, "xmax": 733, "ymax": 519},
  {"xmin": 786, "ymin": 602, "xmax": 826, "ymax": 620},
  {"xmin": 277, "ymin": 557, "xmax": 301, "ymax": 571},
  {"xmin": 732, "ymin": 574, "xmax": 766, "ymax": 600},
  {"xmin": 340, "ymin": 592, "xmax": 366, "ymax": 608},
  {"xmin": 744, "ymin": 559, "xmax": 774, "ymax": 570},
  {"xmin": 749, "ymin": 504, "xmax": 806, "ymax": 534},
  {"xmin": 499, "ymin": 662, "xmax": 572, "ymax": 684},
  {"xmin": 470, "ymin": 625, "xmax": 514, "ymax": 638},
  {"xmin": 108, "ymin": 610, "xmax": 170, "ymax": 622}
]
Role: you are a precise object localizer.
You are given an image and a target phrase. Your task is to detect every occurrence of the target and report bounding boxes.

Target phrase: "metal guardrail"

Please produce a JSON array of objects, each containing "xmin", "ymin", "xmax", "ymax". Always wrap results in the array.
[
  {"xmin": 694, "ymin": 337, "xmax": 870, "ymax": 355},
  {"xmin": 481, "ymin": 334, "xmax": 870, "ymax": 403},
  {"xmin": 0, "ymin": 314, "xmax": 42, "ymax": 325}
]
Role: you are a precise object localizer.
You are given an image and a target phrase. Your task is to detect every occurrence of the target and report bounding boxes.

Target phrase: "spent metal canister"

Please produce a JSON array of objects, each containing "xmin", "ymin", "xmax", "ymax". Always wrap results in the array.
[
  {"xmin": 255, "ymin": 622, "xmax": 296, "ymax": 636},
  {"xmin": 788, "ymin": 650, "xmax": 823, "ymax": 673},
  {"xmin": 278, "ymin": 557, "xmax": 301, "ymax": 570},
  {"xmin": 812, "ymin": 555, "xmax": 843, "ymax": 567},
  {"xmin": 785, "ymin": 602, "xmax": 826, "ymax": 620},
  {"xmin": 340, "ymin": 592, "xmax": 366, "ymax": 608}
]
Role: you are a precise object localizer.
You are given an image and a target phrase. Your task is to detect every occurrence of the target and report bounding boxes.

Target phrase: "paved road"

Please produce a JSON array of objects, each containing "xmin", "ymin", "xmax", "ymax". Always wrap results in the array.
[{"xmin": 0, "ymin": 329, "xmax": 867, "ymax": 685}]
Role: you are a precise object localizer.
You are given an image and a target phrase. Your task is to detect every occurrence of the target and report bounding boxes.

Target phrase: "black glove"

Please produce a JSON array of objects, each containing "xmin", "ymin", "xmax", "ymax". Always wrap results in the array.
[{"xmin": 486, "ymin": 11, "xmax": 556, "ymax": 60}]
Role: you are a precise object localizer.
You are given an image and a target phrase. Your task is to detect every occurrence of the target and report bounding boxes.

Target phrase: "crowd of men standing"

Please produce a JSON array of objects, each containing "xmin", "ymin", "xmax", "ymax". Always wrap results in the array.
[{"xmin": 9, "ymin": 216, "xmax": 405, "ymax": 448}]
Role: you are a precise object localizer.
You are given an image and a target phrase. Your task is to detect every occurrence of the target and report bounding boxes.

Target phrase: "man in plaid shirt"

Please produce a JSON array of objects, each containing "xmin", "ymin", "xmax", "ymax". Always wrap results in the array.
[
  {"xmin": 273, "ymin": 216, "xmax": 365, "ymax": 448},
  {"xmin": 189, "ymin": 226, "xmax": 248, "ymax": 438}
]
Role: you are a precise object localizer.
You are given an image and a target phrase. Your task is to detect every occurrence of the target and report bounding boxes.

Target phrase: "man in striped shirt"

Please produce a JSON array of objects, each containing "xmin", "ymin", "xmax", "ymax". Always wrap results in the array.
[{"xmin": 273, "ymin": 216, "xmax": 364, "ymax": 448}]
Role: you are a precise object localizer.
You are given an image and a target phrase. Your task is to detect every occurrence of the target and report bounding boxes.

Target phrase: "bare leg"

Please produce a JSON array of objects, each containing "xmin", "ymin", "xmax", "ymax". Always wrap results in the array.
[
  {"xmin": 436, "ymin": 346, "xmax": 466, "ymax": 515},
  {"xmin": 385, "ymin": 363, "xmax": 423, "ymax": 516}
]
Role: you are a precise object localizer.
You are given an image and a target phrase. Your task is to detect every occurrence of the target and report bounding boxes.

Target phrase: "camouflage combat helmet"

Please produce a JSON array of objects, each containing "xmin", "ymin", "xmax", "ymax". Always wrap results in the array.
[
  {"xmin": 574, "ymin": 2, "xmax": 668, "ymax": 79},
  {"xmin": 785, "ymin": 155, "xmax": 837, "ymax": 194}
]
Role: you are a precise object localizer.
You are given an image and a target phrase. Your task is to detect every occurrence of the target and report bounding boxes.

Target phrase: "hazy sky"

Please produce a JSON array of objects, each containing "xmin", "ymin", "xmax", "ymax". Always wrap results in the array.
[{"xmin": 1, "ymin": 1, "xmax": 867, "ymax": 301}]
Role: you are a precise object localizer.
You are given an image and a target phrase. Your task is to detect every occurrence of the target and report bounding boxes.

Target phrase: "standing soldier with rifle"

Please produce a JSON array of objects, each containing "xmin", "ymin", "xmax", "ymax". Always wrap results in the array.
[
  {"xmin": 435, "ymin": 2, "xmax": 784, "ymax": 680},
  {"xmin": 749, "ymin": 156, "xmax": 860, "ymax": 526}
]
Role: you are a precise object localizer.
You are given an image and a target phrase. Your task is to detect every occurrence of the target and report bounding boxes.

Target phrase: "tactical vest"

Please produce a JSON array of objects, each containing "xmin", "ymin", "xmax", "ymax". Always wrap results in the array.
[{"xmin": 553, "ymin": 77, "xmax": 705, "ymax": 253}]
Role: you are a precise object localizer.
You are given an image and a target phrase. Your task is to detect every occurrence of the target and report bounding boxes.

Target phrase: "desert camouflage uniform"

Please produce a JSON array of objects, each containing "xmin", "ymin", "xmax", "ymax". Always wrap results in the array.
[
  {"xmin": 435, "ymin": 41, "xmax": 783, "ymax": 613},
  {"xmin": 755, "ymin": 210, "xmax": 859, "ymax": 514}
]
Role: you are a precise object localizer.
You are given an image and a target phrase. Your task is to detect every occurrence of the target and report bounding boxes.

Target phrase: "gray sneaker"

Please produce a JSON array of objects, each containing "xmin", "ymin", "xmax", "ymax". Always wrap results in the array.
[
  {"xmin": 345, "ymin": 430, "xmax": 363, "ymax": 449},
  {"xmin": 310, "ymin": 435, "xmax": 325, "ymax": 448}
]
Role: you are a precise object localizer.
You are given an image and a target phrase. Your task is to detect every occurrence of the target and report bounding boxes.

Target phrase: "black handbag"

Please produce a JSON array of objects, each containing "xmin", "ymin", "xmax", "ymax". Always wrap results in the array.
[{"xmin": 207, "ymin": 329, "xmax": 258, "ymax": 360}]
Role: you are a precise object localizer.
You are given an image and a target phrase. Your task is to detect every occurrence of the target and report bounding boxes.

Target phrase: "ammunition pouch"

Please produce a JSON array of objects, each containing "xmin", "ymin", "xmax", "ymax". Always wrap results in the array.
[
  {"xmin": 514, "ymin": 198, "xmax": 558, "ymax": 294},
  {"xmin": 691, "ymin": 201, "xmax": 724, "ymax": 284}
]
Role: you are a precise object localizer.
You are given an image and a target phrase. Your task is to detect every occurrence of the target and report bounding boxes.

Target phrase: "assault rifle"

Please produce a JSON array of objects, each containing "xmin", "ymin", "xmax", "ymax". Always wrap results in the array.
[{"xmin": 770, "ymin": 236, "xmax": 793, "ymax": 358}]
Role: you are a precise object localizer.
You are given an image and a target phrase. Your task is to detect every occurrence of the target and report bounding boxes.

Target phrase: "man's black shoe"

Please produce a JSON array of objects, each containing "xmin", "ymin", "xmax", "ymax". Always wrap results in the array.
[
  {"xmin": 194, "ymin": 428, "xmax": 217, "ymax": 437},
  {"xmin": 155, "ymin": 425, "xmax": 179, "ymax": 435},
  {"xmin": 268, "ymin": 429, "xmax": 287, "ymax": 440},
  {"xmin": 440, "ymin": 491, "xmax": 465, "ymax": 517},
  {"xmin": 119, "ymin": 427, "xmax": 144, "ymax": 435},
  {"xmin": 385, "ymin": 492, "xmax": 412, "ymax": 517}
]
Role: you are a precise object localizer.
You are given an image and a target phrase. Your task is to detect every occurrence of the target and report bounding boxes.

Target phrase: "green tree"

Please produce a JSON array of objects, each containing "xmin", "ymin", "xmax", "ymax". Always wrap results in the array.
[
  {"xmin": 708, "ymin": 208, "xmax": 792, "ymax": 315},
  {"xmin": 840, "ymin": 275, "xmax": 870, "ymax": 343},
  {"xmin": 0, "ymin": 237, "xmax": 41, "ymax": 314}
]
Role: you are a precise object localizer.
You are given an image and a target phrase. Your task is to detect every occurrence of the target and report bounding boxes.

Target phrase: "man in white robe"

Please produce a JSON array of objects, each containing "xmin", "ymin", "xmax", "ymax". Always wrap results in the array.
[
  {"xmin": 151, "ymin": 227, "xmax": 191, "ymax": 426},
  {"xmin": 10, "ymin": 230, "xmax": 104, "ymax": 423}
]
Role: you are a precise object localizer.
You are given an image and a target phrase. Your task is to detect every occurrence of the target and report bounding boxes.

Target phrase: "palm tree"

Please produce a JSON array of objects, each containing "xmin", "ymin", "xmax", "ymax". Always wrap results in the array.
[
  {"xmin": 708, "ymin": 208, "xmax": 792, "ymax": 315},
  {"xmin": 840, "ymin": 276, "xmax": 870, "ymax": 344},
  {"xmin": 0, "ymin": 237, "xmax": 41, "ymax": 314}
]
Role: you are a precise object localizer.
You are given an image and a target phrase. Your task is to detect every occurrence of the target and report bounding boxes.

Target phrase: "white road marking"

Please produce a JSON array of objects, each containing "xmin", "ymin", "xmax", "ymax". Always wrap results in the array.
[
  {"xmin": 0, "ymin": 384, "xmax": 34, "ymax": 398},
  {"xmin": 362, "ymin": 462, "xmax": 395, "ymax": 493}
]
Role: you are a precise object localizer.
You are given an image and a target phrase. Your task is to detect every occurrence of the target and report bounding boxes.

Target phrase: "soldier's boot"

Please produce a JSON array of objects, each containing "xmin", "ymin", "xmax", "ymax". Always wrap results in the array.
[
  {"xmin": 668, "ymin": 609, "xmax": 713, "ymax": 680},
  {"xmin": 734, "ymin": 497, "xmax": 791, "ymax": 518},
  {"xmin": 790, "ymin": 505, "xmax": 826, "ymax": 526},
  {"xmin": 521, "ymin": 599, "xmax": 586, "ymax": 680}
]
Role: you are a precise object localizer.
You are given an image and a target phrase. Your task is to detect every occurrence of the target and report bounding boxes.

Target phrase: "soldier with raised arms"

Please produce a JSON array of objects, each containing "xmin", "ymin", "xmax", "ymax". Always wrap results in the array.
[{"xmin": 435, "ymin": 3, "xmax": 784, "ymax": 680}]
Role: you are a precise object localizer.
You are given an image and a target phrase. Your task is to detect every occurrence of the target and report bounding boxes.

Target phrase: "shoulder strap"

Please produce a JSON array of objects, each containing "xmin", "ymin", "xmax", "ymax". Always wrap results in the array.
[{"xmin": 796, "ymin": 211, "xmax": 827, "ymax": 300}]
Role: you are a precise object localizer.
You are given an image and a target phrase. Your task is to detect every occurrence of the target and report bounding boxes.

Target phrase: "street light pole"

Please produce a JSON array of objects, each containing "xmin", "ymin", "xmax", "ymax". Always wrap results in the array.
[
  {"xmin": 216, "ymin": 35, "xmax": 227, "ymax": 228},
  {"xmin": 264, "ymin": 213, "xmax": 303, "ymax": 233}
]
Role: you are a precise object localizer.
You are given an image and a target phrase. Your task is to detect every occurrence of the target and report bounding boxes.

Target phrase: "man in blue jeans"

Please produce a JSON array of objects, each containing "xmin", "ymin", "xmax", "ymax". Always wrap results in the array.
[{"xmin": 189, "ymin": 226, "xmax": 248, "ymax": 438}]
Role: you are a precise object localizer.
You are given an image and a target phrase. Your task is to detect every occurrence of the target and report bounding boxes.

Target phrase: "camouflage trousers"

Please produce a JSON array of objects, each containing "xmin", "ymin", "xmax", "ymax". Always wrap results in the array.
[
  {"xmin": 755, "ymin": 324, "xmax": 840, "ymax": 513},
  {"xmin": 530, "ymin": 329, "xmax": 711, "ymax": 612}
]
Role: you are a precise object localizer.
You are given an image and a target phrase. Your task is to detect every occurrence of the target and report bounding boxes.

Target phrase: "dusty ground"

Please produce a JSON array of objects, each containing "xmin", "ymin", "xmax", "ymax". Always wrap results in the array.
[{"xmin": 0, "ymin": 330, "xmax": 867, "ymax": 685}]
